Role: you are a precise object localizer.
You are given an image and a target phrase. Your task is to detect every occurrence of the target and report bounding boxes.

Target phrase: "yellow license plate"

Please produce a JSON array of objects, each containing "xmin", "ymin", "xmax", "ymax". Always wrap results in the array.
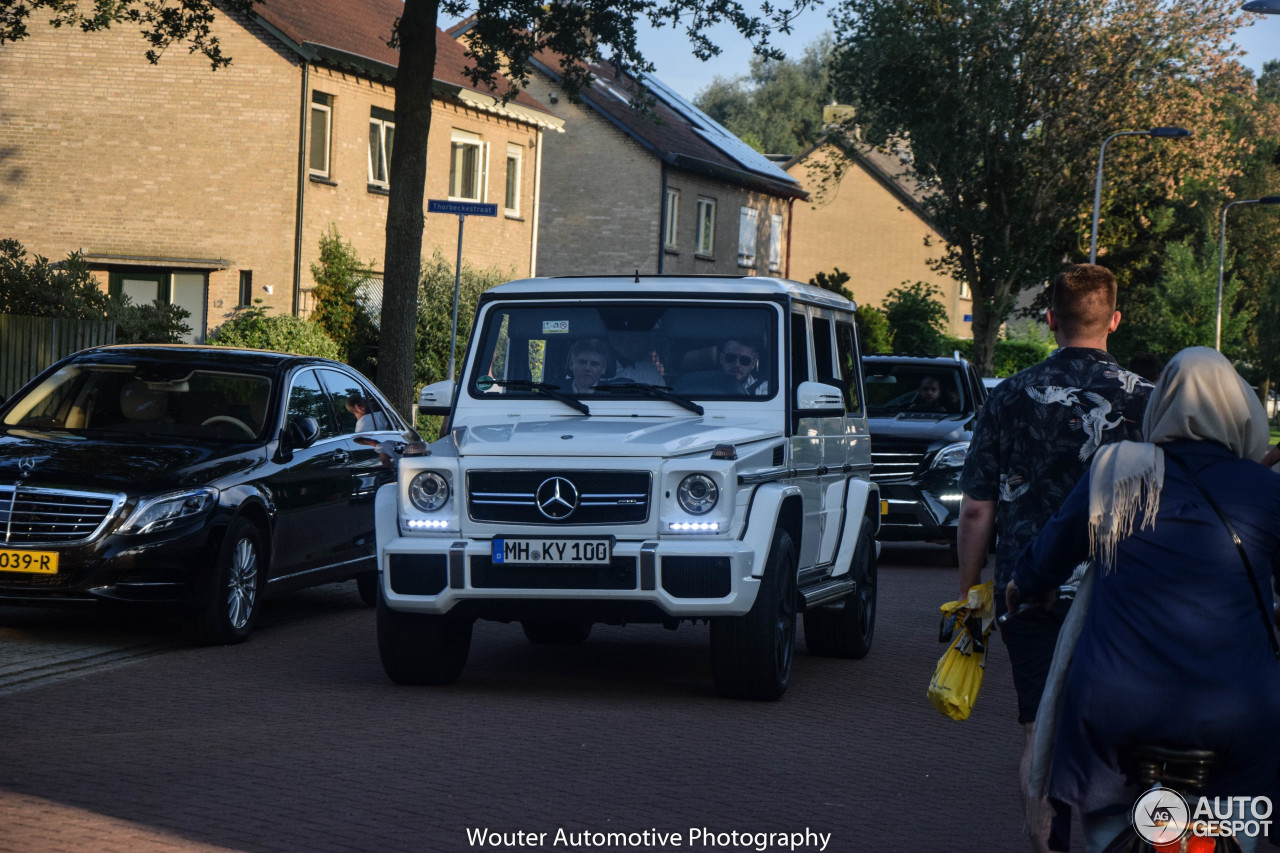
[{"xmin": 0, "ymin": 549, "xmax": 59, "ymax": 574}]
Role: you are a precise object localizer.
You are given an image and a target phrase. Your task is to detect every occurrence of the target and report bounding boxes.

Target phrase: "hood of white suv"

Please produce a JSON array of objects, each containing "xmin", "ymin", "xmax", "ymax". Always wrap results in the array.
[{"xmin": 454, "ymin": 415, "xmax": 781, "ymax": 457}]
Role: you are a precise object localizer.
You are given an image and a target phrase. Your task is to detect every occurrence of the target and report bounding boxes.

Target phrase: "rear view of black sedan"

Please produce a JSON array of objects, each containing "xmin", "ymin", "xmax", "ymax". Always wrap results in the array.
[{"xmin": 0, "ymin": 345, "xmax": 417, "ymax": 643}]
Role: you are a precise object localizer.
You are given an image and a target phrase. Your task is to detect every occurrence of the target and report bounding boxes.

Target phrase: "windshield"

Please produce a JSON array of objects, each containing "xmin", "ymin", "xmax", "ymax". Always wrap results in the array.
[
  {"xmin": 3, "ymin": 363, "xmax": 273, "ymax": 441},
  {"xmin": 467, "ymin": 301, "xmax": 779, "ymax": 402},
  {"xmin": 862, "ymin": 363, "xmax": 970, "ymax": 416}
]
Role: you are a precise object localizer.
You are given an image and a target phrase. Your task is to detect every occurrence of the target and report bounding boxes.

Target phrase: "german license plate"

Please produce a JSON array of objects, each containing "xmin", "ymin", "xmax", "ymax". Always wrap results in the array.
[
  {"xmin": 492, "ymin": 537, "xmax": 611, "ymax": 565},
  {"xmin": 0, "ymin": 549, "xmax": 59, "ymax": 574}
]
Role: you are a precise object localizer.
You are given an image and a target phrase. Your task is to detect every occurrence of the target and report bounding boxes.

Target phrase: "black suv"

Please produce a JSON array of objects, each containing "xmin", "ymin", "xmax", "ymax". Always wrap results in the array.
[{"xmin": 861, "ymin": 354, "xmax": 988, "ymax": 555}]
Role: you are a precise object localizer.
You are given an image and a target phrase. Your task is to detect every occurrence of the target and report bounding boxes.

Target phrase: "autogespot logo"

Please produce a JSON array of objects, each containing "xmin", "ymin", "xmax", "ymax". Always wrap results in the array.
[{"xmin": 1133, "ymin": 788, "xmax": 1190, "ymax": 845}]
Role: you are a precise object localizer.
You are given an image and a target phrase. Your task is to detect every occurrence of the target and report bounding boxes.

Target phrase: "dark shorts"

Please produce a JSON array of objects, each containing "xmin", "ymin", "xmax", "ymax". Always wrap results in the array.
[{"xmin": 995, "ymin": 594, "xmax": 1071, "ymax": 725}]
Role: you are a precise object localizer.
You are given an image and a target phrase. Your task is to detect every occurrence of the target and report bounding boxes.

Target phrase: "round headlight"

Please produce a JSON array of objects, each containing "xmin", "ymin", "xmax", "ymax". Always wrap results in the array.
[
  {"xmin": 677, "ymin": 474, "xmax": 719, "ymax": 515},
  {"xmin": 409, "ymin": 472, "xmax": 450, "ymax": 512}
]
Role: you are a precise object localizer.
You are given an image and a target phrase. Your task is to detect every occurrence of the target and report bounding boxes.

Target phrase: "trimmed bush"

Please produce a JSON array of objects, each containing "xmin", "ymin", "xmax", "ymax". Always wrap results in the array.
[{"xmin": 208, "ymin": 305, "xmax": 341, "ymax": 359}]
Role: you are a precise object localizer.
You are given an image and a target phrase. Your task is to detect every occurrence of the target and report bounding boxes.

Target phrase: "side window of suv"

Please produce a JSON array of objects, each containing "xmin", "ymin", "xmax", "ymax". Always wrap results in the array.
[
  {"xmin": 812, "ymin": 316, "xmax": 837, "ymax": 385},
  {"xmin": 835, "ymin": 320, "xmax": 863, "ymax": 414},
  {"xmin": 789, "ymin": 311, "xmax": 809, "ymax": 395}
]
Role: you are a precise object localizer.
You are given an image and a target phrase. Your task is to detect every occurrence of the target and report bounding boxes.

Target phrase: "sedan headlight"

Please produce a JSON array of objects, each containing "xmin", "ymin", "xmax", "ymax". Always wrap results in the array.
[
  {"xmin": 119, "ymin": 488, "xmax": 218, "ymax": 535},
  {"xmin": 409, "ymin": 471, "xmax": 450, "ymax": 512},
  {"xmin": 676, "ymin": 474, "xmax": 719, "ymax": 515},
  {"xmin": 932, "ymin": 442, "xmax": 970, "ymax": 469}
]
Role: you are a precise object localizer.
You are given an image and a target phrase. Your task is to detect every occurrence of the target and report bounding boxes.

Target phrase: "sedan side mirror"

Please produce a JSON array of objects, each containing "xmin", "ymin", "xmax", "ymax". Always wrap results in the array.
[{"xmin": 274, "ymin": 415, "xmax": 320, "ymax": 463}]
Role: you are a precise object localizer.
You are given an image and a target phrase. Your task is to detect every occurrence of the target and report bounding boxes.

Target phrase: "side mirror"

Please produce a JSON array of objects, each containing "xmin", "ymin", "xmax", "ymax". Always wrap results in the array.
[
  {"xmin": 418, "ymin": 380, "xmax": 455, "ymax": 416},
  {"xmin": 273, "ymin": 415, "xmax": 318, "ymax": 463},
  {"xmin": 795, "ymin": 381, "xmax": 845, "ymax": 417}
]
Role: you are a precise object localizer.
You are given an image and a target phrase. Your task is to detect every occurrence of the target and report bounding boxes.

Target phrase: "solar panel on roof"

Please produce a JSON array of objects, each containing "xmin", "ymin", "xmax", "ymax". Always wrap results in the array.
[{"xmin": 638, "ymin": 72, "xmax": 799, "ymax": 186}]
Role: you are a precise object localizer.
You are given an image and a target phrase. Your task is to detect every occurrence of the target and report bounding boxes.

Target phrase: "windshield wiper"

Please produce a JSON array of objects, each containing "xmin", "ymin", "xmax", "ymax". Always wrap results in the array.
[
  {"xmin": 594, "ymin": 380, "xmax": 704, "ymax": 415},
  {"xmin": 488, "ymin": 379, "xmax": 590, "ymax": 415}
]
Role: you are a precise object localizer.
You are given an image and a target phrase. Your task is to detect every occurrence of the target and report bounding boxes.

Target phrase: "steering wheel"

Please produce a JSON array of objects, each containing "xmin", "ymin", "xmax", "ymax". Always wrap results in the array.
[{"xmin": 202, "ymin": 415, "xmax": 257, "ymax": 438}]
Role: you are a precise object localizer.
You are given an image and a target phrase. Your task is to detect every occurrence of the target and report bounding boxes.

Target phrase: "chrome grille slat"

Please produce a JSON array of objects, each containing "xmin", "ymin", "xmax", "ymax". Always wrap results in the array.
[
  {"xmin": 869, "ymin": 441, "xmax": 931, "ymax": 483},
  {"xmin": 467, "ymin": 471, "xmax": 651, "ymax": 525},
  {"xmin": 0, "ymin": 484, "xmax": 123, "ymax": 545}
]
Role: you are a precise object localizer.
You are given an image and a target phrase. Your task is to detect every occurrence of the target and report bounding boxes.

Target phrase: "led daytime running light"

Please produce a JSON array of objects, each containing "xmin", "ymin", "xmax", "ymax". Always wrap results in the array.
[{"xmin": 669, "ymin": 521, "xmax": 720, "ymax": 532}]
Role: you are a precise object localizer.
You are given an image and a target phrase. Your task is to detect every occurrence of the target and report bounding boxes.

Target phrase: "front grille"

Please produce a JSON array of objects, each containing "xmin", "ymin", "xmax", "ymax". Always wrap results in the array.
[
  {"xmin": 870, "ymin": 441, "xmax": 930, "ymax": 483},
  {"xmin": 0, "ymin": 485, "xmax": 122, "ymax": 545},
  {"xmin": 467, "ymin": 470, "xmax": 650, "ymax": 525},
  {"xmin": 470, "ymin": 555, "xmax": 638, "ymax": 590}
]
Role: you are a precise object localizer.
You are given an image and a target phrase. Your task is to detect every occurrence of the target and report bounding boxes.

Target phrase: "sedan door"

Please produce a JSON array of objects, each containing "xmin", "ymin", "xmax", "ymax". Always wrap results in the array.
[
  {"xmin": 316, "ymin": 368, "xmax": 400, "ymax": 556},
  {"xmin": 264, "ymin": 369, "xmax": 357, "ymax": 583}
]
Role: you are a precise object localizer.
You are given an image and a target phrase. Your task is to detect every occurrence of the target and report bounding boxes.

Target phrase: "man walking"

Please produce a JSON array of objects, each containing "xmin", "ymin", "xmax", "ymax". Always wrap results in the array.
[{"xmin": 956, "ymin": 264, "xmax": 1153, "ymax": 853}]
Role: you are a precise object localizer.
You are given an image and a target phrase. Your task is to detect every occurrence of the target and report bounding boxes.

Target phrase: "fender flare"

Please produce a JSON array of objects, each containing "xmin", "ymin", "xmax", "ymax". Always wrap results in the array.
[{"xmin": 742, "ymin": 482, "xmax": 804, "ymax": 578}]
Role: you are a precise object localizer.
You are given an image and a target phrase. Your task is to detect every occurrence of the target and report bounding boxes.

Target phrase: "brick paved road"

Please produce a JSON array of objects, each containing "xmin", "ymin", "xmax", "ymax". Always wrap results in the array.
[{"xmin": 0, "ymin": 545, "xmax": 1068, "ymax": 853}]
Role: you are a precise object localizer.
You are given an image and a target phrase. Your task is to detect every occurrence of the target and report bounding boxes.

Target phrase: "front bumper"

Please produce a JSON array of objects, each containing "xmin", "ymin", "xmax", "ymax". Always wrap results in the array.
[
  {"xmin": 379, "ymin": 534, "xmax": 761, "ymax": 622},
  {"xmin": 874, "ymin": 470, "xmax": 964, "ymax": 542},
  {"xmin": 0, "ymin": 521, "xmax": 220, "ymax": 607}
]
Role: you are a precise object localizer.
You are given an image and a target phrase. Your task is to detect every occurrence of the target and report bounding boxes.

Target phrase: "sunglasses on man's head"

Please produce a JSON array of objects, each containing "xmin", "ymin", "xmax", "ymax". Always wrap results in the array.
[{"xmin": 721, "ymin": 353, "xmax": 754, "ymax": 366}]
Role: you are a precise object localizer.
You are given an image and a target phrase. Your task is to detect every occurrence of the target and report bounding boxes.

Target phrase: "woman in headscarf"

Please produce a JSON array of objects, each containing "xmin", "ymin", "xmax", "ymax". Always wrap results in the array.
[{"xmin": 1006, "ymin": 347, "xmax": 1280, "ymax": 853}]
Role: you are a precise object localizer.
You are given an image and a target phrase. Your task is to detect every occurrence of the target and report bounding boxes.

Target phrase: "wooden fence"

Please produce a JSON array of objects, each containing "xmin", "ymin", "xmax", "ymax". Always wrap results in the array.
[{"xmin": 0, "ymin": 314, "xmax": 116, "ymax": 399}]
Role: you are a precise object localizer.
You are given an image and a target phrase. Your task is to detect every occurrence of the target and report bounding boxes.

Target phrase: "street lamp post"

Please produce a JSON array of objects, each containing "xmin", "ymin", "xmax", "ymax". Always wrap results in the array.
[
  {"xmin": 1089, "ymin": 126, "xmax": 1192, "ymax": 265},
  {"xmin": 1216, "ymin": 196, "xmax": 1280, "ymax": 351}
]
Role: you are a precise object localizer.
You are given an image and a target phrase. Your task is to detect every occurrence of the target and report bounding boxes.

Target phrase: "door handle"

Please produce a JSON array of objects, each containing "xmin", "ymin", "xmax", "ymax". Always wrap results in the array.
[{"xmin": 333, "ymin": 449, "xmax": 349, "ymax": 464}]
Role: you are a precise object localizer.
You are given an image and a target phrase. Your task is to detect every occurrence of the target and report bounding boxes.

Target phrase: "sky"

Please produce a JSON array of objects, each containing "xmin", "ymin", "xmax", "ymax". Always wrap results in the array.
[{"xmin": 633, "ymin": 13, "xmax": 1279, "ymax": 101}]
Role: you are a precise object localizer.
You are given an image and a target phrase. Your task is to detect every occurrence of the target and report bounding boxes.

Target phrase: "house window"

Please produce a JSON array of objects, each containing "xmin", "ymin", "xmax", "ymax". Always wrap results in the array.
[
  {"xmin": 504, "ymin": 143, "xmax": 522, "ymax": 214},
  {"xmin": 664, "ymin": 188, "xmax": 680, "ymax": 250},
  {"xmin": 769, "ymin": 213, "xmax": 784, "ymax": 272},
  {"xmin": 238, "ymin": 270, "xmax": 253, "ymax": 307},
  {"xmin": 960, "ymin": 280, "xmax": 972, "ymax": 300},
  {"xmin": 450, "ymin": 129, "xmax": 487, "ymax": 202},
  {"xmin": 309, "ymin": 92, "xmax": 333, "ymax": 178},
  {"xmin": 107, "ymin": 270, "xmax": 206, "ymax": 344},
  {"xmin": 696, "ymin": 197, "xmax": 716, "ymax": 257},
  {"xmin": 368, "ymin": 107, "xmax": 395, "ymax": 189},
  {"xmin": 738, "ymin": 207, "xmax": 759, "ymax": 268}
]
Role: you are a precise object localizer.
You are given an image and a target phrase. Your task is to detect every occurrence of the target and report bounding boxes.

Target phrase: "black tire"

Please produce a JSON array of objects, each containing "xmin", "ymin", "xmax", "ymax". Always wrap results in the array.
[
  {"xmin": 521, "ymin": 620, "xmax": 593, "ymax": 645},
  {"xmin": 710, "ymin": 528, "xmax": 797, "ymax": 700},
  {"xmin": 356, "ymin": 570, "xmax": 379, "ymax": 607},
  {"xmin": 185, "ymin": 517, "xmax": 265, "ymax": 646},
  {"xmin": 804, "ymin": 526, "xmax": 877, "ymax": 659},
  {"xmin": 376, "ymin": 595, "xmax": 472, "ymax": 685},
  {"xmin": 948, "ymin": 541, "xmax": 960, "ymax": 567}
]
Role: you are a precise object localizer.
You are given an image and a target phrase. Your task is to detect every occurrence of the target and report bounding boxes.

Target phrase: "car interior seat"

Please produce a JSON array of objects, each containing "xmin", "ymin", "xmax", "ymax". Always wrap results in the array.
[{"xmin": 118, "ymin": 380, "xmax": 169, "ymax": 425}]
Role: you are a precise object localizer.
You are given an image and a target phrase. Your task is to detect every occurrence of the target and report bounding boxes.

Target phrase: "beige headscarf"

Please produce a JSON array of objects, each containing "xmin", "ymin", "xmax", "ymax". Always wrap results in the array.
[{"xmin": 1088, "ymin": 346, "xmax": 1270, "ymax": 569}]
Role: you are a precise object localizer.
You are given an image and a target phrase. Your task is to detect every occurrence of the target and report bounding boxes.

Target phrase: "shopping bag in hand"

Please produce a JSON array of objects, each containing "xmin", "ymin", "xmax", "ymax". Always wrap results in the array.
[{"xmin": 927, "ymin": 581, "xmax": 995, "ymax": 721}]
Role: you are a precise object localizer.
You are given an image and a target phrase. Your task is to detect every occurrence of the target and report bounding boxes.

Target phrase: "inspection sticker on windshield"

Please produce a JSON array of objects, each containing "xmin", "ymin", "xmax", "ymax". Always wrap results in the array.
[
  {"xmin": 493, "ymin": 538, "xmax": 610, "ymax": 565},
  {"xmin": 542, "ymin": 320, "xmax": 570, "ymax": 334}
]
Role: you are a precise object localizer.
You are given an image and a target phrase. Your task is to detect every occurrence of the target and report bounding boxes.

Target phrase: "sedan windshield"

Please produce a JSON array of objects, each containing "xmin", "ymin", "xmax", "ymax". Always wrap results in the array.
[
  {"xmin": 467, "ymin": 301, "xmax": 778, "ymax": 402},
  {"xmin": 3, "ymin": 364, "xmax": 273, "ymax": 441}
]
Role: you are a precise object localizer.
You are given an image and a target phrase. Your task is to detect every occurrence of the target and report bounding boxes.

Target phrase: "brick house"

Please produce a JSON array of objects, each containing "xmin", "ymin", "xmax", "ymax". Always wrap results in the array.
[
  {"xmin": 448, "ymin": 23, "xmax": 807, "ymax": 277},
  {"xmin": 786, "ymin": 139, "xmax": 972, "ymax": 339},
  {"xmin": 0, "ymin": 0, "xmax": 561, "ymax": 342}
]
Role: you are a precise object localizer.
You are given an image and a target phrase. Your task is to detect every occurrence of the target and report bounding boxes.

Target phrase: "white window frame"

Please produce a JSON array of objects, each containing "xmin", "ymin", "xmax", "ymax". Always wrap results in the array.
[
  {"xmin": 664, "ymin": 188, "xmax": 680, "ymax": 250},
  {"xmin": 450, "ymin": 129, "xmax": 488, "ymax": 202},
  {"xmin": 504, "ymin": 143, "xmax": 522, "ymax": 215},
  {"xmin": 368, "ymin": 113, "xmax": 394, "ymax": 188},
  {"xmin": 696, "ymin": 197, "xmax": 716, "ymax": 257},
  {"xmin": 309, "ymin": 92, "xmax": 333, "ymax": 179},
  {"xmin": 769, "ymin": 213, "xmax": 784, "ymax": 272},
  {"xmin": 960, "ymin": 280, "xmax": 973, "ymax": 300},
  {"xmin": 738, "ymin": 207, "xmax": 759, "ymax": 268}
]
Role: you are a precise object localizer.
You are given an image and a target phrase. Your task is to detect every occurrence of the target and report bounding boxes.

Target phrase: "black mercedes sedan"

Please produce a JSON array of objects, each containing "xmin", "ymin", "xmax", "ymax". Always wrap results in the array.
[{"xmin": 0, "ymin": 345, "xmax": 418, "ymax": 644}]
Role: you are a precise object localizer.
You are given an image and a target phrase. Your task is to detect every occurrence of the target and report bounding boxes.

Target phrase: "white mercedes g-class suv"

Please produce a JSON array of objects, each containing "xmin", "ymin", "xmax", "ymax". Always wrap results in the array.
[{"xmin": 375, "ymin": 275, "xmax": 880, "ymax": 699}]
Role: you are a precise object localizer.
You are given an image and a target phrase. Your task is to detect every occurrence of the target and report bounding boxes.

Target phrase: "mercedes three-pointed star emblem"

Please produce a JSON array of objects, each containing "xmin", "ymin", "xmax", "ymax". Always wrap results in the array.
[
  {"xmin": 18, "ymin": 456, "xmax": 37, "ymax": 479},
  {"xmin": 535, "ymin": 476, "xmax": 579, "ymax": 520}
]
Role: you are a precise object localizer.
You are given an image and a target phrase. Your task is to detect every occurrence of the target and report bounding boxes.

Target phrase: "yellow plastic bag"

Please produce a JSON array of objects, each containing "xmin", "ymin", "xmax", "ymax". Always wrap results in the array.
[{"xmin": 927, "ymin": 581, "xmax": 995, "ymax": 721}]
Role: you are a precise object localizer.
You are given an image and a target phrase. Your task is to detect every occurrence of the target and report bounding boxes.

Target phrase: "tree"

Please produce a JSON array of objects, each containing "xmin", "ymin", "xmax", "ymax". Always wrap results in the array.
[
  {"xmin": 828, "ymin": 0, "xmax": 1253, "ymax": 375},
  {"xmin": 4, "ymin": 0, "xmax": 826, "ymax": 416},
  {"xmin": 309, "ymin": 228, "xmax": 379, "ymax": 377},
  {"xmin": 883, "ymin": 282, "xmax": 948, "ymax": 356},
  {"xmin": 414, "ymin": 250, "xmax": 511, "ymax": 392},
  {"xmin": 695, "ymin": 35, "xmax": 833, "ymax": 156},
  {"xmin": 207, "ymin": 304, "xmax": 342, "ymax": 359},
  {"xmin": 0, "ymin": 0, "xmax": 259, "ymax": 68}
]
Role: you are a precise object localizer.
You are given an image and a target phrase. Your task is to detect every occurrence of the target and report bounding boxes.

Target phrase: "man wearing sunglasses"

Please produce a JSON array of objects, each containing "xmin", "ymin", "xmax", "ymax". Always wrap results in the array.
[{"xmin": 720, "ymin": 338, "xmax": 769, "ymax": 396}]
